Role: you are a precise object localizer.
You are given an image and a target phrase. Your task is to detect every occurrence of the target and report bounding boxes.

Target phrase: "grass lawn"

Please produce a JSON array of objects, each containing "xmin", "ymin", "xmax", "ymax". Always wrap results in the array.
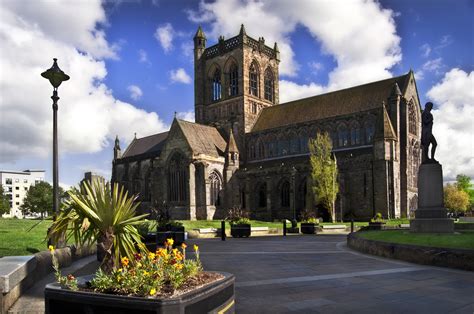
[
  {"xmin": 0, "ymin": 218, "xmax": 52, "ymax": 257},
  {"xmin": 357, "ymin": 229, "xmax": 474, "ymax": 250}
]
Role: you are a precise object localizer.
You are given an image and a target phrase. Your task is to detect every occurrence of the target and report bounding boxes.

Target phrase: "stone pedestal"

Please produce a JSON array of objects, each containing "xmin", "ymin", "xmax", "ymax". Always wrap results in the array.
[{"xmin": 410, "ymin": 163, "xmax": 454, "ymax": 233}]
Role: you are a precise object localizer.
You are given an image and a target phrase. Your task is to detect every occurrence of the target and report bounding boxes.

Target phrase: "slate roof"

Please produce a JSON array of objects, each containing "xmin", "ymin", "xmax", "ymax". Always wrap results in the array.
[
  {"xmin": 122, "ymin": 132, "xmax": 169, "ymax": 158},
  {"xmin": 176, "ymin": 119, "xmax": 227, "ymax": 157},
  {"xmin": 226, "ymin": 129, "xmax": 239, "ymax": 153},
  {"xmin": 251, "ymin": 72, "xmax": 411, "ymax": 132}
]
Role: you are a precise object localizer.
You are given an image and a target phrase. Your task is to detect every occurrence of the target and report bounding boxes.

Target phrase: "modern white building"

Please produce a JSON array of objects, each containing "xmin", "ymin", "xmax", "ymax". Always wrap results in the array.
[{"xmin": 0, "ymin": 170, "xmax": 45, "ymax": 218}]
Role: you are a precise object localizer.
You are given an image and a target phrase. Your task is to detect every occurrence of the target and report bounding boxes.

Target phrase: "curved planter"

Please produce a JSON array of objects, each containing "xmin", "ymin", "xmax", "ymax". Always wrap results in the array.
[
  {"xmin": 45, "ymin": 271, "xmax": 235, "ymax": 314},
  {"xmin": 300, "ymin": 223, "xmax": 317, "ymax": 234},
  {"xmin": 347, "ymin": 232, "xmax": 474, "ymax": 271}
]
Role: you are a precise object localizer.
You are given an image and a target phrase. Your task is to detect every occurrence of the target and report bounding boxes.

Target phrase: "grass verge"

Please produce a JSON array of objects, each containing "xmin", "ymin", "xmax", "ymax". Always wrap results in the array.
[
  {"xmin": 0, "ymin": 218, "xmax": 51, "ymax": 257},
  {"xmin": 357, "ymin": 229, "xmax": 474, "ymax": 250}
]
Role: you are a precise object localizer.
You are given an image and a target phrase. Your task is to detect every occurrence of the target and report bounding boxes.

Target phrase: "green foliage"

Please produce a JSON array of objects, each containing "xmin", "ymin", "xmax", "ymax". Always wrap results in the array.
[
  {"xmin": 226, "ymin": 206, "xmax": 251, "ymax": 225},
  {"xmin": 49, "ymin": 246, "xmax": 78, "ymax": 290},
  {"xmin": 48, "ymin": 180, "xmax": 148, "ymax": 272},
  {"xmin": 456, "ymin": 174, "xmax": 474, "ymax": 208},
  {"xmin": 20, "ymin": 182, "xmax": 64, "ymax": 216},
  {"xmin": 309, "ymin": 132, "xmax": 339, "ymax": 222},
  {"xmin": 0, "ymin": 186, "xmax": 10, "ymax": 216},
  {"xmin": 300, "ymin": 209, "xmax": 319, "ymax": 224},
  {"xmin": 444, "ymin": 183, "xmax": 470, "ymax": 214},
  {"xmin": 370, "ymin": 212, "xmax": 385, "ymax": 223}
]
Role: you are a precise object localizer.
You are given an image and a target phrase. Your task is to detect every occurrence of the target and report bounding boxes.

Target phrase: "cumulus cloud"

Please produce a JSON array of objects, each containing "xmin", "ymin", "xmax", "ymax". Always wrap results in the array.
[
  {"xmin": 154, "ymin": 23, "xmax": 174, "ymax": 53},
  {"xmin": 127, "ymin": 85, "xmax": 143, "ymax": 100},
  {"xmin": 0, "ymin": 0, "xmax": 167, "ymax": 163},
  {"xmin": 188, "ymin": 0, "xmax": 401, "ymax": 98},
  {"xmin": 279, "ymin": 80, "xmax": 324, "ymax": 103},
  {"xmin": 169, "ymin": 68, "xmax": 192, "ymax": 84},
  {"xmin": 427, "ymin": 69, "xmax": 474, "ymax": 180},
  {"xmin": 176, "ymin": 110, "xmax": 195, "ymax": 122}
]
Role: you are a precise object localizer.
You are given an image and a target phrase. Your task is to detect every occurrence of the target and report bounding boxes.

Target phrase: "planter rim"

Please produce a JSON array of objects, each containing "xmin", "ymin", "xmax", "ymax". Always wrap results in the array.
[{"xmin": 45, "ymin": 271, "xmax": 234, "ymax": 305}]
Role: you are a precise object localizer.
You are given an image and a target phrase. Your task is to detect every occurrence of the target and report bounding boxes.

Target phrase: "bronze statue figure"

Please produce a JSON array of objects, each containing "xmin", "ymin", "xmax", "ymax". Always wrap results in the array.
[{"xmin": 421, "ymin": 102, "xmax": 438, "ymax": 163}]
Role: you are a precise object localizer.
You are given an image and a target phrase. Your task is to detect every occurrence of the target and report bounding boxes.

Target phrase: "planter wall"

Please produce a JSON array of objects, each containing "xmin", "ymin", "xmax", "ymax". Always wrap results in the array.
[
  {"xmin": 367, "ymin": 222, "xmax": 386, "ymax": 230},
  {"xmin": 230, "ymin": 224, "xmax": 251, "ymax": 238},
  {"xmin": 155, "ymin": 225, "xmax": 186, "ymax": 246},
  {"xmin": 45, "ymin": 271, "xmax": 235, "ymax": 314}
]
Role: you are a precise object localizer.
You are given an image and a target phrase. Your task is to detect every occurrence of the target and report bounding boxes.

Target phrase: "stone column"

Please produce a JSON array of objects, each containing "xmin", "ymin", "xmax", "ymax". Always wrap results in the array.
[
  {"xmin": 410, "ymin": 163, "xmax": 453, "ymax": 233},
  {"xmin": 188, "ymin": 163, "xmax": 197, "ymax": 220},
  {"xmin": 290, "ymin": 167, "xmax": 297, "ymax": 221},
  {"xmin": 266, "ymin": 176, "xmax": 272, "ymax": 220}
]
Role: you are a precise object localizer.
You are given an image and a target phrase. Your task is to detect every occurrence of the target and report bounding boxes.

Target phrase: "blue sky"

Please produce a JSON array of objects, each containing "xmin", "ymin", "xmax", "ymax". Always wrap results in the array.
[{"xmin": 0, "ymin": 0, "xmax": 472, "ymax": 187}]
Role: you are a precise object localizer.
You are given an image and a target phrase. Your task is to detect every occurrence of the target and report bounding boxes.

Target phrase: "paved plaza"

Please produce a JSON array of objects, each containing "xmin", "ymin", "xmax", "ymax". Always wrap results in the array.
[
  {"xmin": 190, "ymin": 235, "xmax": 474, "ymax": 313},
  {"xmin": 8, "ymin": 234, "xmax": 474, "ymax": 313}
]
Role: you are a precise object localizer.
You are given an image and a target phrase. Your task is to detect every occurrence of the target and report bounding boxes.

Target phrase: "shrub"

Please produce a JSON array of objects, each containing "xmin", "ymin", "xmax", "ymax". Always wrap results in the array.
[
  {"xmin": 226, "ymin": 206, "xmax": 251, "ymax": 225},
  {"xmin": 370, "ymin": 212, "xmax": 385, "ymax": 223},
  {"xmin": 300, "ymin": 209, "xmax": 319, "ymax": 224}
]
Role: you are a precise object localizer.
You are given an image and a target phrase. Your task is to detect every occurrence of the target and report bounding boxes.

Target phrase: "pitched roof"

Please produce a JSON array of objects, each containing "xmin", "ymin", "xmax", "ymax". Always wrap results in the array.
[
  {"xmin": 122, "ymin": 132, "xmax": 169, "ymax": 158},
  {"xmin": 251, "ymin": 72, "xmax": 411, "ymax": 132},
  {"xmin": 226, "ymin": 129, "xmax": 239, "ymax": 153},
  {"xmin": 375, "ymin": 106, "xmax": 397, "ymax": 141},
  {"xmin": 176, "ymin": 119, "xmax": 227, "ymax": 157}
]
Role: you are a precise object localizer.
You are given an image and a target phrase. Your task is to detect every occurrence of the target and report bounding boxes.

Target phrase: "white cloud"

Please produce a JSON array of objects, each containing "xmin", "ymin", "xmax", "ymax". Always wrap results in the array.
[
  {"xmin": 138, "ymin": 49, "xmax": 150, "ymax": 64},
  {"xmin": 154, "ymin": 23, "xmax": 174, "ymax": 53},
  {"xmin": 176, "ymin": 110, "xmax": 195, "ymax": 122},
  {"xmin": 423, "ymin": 58, "xmax": 443, "ymax": 73},
  {"xmin": 308, "ymin": 61, "xmax": 324, "ymax": 75},
  {"xmin": 427, "ymin": 69, "xmax": 474, "ymax": 181},
  {"xmin": 279, "ymin": 80, "xmax": 324, "ymax": 103},
  {"xmin": 127, "ymin": 85, "xmax": 143, "ymax": 100},
  {"xmin": 414, "ymin": 70, "xmax": 424, "ymax": 81},
  {"xmin": 419, "ymin": 43, "xmax": 431, "ymax": 58},
  {"xmin": 188, "ymin": 0, "xmax": 401, "ymax": 96},
  {"xmin": 0, "ymin": 0, "xmax": 167, "ymax": 164},
  {"xmin": 169, "ymin": 68, "xmax": 191, "ymax": 84}
]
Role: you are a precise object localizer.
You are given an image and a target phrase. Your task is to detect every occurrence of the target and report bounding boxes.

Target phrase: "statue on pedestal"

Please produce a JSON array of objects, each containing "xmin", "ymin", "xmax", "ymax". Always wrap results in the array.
[{"xmin": 421, "ymin": 102, "xmax": 438, "ymax": 163}]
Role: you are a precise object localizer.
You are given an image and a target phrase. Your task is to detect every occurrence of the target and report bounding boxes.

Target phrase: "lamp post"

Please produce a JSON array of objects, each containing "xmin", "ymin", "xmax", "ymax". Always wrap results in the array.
[{"xmin": 41, "ymin": 58, "xmax": 69, "ymax": 222}]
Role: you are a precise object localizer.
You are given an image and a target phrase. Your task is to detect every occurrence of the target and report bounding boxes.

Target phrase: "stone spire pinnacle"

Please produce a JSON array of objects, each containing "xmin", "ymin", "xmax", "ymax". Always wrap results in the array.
[
  {"xmin": 114, "ymin": 135, "xmax": 120, "ymax": 150},
  {"xmin": 239, "ymin": 24, "xmax": 246, "ymax": 36},
  {"xmin": 194, "ymin": 25, "xmax": 206, "ymax": 39},
  {"xmin": 391, "ymin": 82, "xmax": 402, "ymax": 96},
  {"xmin": 226, "ymin": 128, "xmax": 239, "ymax": 154}
]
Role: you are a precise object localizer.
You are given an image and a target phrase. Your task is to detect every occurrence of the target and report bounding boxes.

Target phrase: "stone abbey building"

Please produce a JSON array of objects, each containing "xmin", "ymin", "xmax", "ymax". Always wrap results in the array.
[{"xmin": 112, "ymin": 25, "xmax": 421, "ymax": 221}]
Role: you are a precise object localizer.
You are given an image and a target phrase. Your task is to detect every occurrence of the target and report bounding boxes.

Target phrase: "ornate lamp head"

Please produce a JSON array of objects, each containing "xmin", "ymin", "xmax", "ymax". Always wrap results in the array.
[{"xmin": 41, "ymin": 58, "xmax": 70, "ymax": 89}]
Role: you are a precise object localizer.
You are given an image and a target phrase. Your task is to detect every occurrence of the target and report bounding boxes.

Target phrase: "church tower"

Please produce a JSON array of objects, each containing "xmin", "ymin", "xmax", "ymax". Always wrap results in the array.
[{"xmin": 194, "ymin": 25, "xmax": 280, "ymax": 154}]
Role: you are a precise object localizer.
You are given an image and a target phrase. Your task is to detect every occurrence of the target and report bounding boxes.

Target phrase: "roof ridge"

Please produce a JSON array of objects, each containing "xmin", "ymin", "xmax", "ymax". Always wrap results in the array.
[
  {"xmin": 176, "ymin": 118, "xmax": 219, "ymax": 130},
  {"xmin": 271, "ymin": 72, "xmax": 411, "ymax": 110},
  {"xmin": 134, "ymin": 131, "xmax": 169, "ymax": 140}
]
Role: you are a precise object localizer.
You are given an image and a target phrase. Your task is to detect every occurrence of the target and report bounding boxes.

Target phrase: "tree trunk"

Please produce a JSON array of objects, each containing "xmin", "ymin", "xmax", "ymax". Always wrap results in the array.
[{"xmin": 97, "ymin": 227, "xmax": 115, "ymax": 273}]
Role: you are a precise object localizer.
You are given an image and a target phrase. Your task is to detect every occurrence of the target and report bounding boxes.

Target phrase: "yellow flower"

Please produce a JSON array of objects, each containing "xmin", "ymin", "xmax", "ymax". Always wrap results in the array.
[
  {"xmin": 148, "ymin": 252, "xmax": 156, "ymax": 260},
  {"xmin": 48, "ymin": 245, "xmax": 54, "ymax": 252},
  {"xmin": 118, "ymin": 268, "xmax": 123, "ymax": 272},
  {"xmin": 181, "ymin": 243, "xmax": 187, "ymax": 249},
  {"xmin": 143, "ymin": 271, "xmax": 149, "ymax": 276},
  {"xmin": 117, "ymin": 275, "xmax": 122, "ymax": 282},
  {"xmin": 193, "ymin": 244, "xmax": 199, "ymax": 252},
  {"xmin": 137, "ymin": 262, "xmax": 142, "ymax": 268},
  {"xmin": 174, "ymin": 263, "xmax": 183, "ymax": 270},
  {"xmin": 166, "ymin": 238, "xmax": 174, "ymax": 247},
  {"xmin": 149, "ymin": 288, "xmax": 156, "ymax": 296},
  {"xmin": 121, "ymin": 257, "xmax": 129, "ymax": 267}
]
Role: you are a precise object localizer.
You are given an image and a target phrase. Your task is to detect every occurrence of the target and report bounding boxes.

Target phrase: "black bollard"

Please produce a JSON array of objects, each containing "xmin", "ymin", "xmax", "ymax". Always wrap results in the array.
[
  {"xmin": 283, "ymin": 220, "xmax": 287, "ymax": 237},
  {"xmin": 351, "ymin": 219, "xmax": 354, "ymax": 233},
  {"xmin": 221, "ymin": 220, "xmax": 226, "ymax": 241}
]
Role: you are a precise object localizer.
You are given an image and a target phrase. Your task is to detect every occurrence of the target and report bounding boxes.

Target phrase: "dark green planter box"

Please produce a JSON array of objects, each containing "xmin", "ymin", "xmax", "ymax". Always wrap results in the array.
[
  {"xmin": 368, "ymin": 222, "xmax": 386, "ymax": 230},
  {"xmin": 45, "ymin": 272, "xmax": 235, "ymax": 314},
  {"xmin": 155, "ymin": 225, "xmax": 185, "ymax": 246},
  {"xmin": 300, "ymin": 223, "xmax": 317, "ymax": 234},
  {"xmin": 287, "ymin": 227, "xmax": 299, "ymax": 234},
  {"xmin": 230, "ymin": 224, "xmax": 251, "ymax": 238}
]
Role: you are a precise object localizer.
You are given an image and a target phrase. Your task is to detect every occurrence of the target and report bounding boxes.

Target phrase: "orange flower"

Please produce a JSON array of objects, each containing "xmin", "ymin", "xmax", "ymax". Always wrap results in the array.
[
  {"xmin": 181, "ymin": 243, "xmax": 187, "ymax": 249},
  {"xmin": 121, "ymin": 257, "xmax": 129, "ymax": 267},
  {"xmin": 148, "ymin": 252, "xmax": 156, "ymax": 260},
  {"xmin": 174, "ymin": 263, "xmax": 183, "ymax": 270}
]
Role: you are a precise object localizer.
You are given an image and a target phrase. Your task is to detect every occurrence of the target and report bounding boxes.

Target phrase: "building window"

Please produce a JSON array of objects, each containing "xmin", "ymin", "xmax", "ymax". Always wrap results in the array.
[
  {"xmin": 338, "ymin": 125, "xmax": 349, "ymax": 147},
  {"xmin": 15, "ymin": 186, "xmax": 19, "ymax": 190},
  {"xmin": 249, "ymin": 62, "xmax": 259, "ymax": 97},
  {"xmin": 16, "ymin": 202, "xmax": 20, "ymax": 206},
  {"xmin": 15, "ymin": 179, "xmax": 19, "ymax": 183},
  {"xmin": 258, "ymin": 183, "xmax": 267, "ymax": 207},
  {"xmin": 8, "ymin": 187, "xmax": 12, "ymax": 192},
  {"xmin": 23, "ymin": 179, "xmax": 28, "ymax": 183},
  {"xmin": 252, "ymin": 102, "xmax": 258, "ymax": 114},
  {"xmin": 408, "ymin": 102, "xmax": 418, "ymax": 135},
  {"xmin": 229, "ymin": 64, "xmax": 238, "ymax": 96},
  {"xmin": 24, "ymin": 187, "xmax": 28, "ymax": 191},
  {"xmin": 280, "ymin": 181, "xmax": 290, "ymax": 207},
  {"xmin": 264, "ymin": 68, "xmax": 274, "ymax": 102},
  {"xmin": 278, "ymin": 139, "xmax": 289, "ymax": 156},
  {"xmin": 350, "ymin": 124, "xmax": 361, "ymax": 145},
  {"xmin": 209, "ymin": 171, "xmax": 222, "ymax": 206},
  {"xmin": 300, "ymin": 136, "xmax": 309, "ymax": 153},
  {"xmin": 212, "ymin": 69, "xmax": 222, "ymax": 101},
  {"xmin": 168, "ymin": 153, "xmax": 187, "ymax": 202},
  {"xmin": 15, "ymin": 194, "xmax": 19, "ymax": 198},
  {"xmin": 6, "ymin": 178, "xmax": 12, "ymax": 184},
  {"xmin": 365, "ymin": 122, "xmax": 375, "ymax": 143},
  {"xmin": 257, "ymin": 141, "xmax": 265, "ymax": 158},
  {"xmin": 290, "ymin": 137, "xmax": 300, "ymax": 154}
]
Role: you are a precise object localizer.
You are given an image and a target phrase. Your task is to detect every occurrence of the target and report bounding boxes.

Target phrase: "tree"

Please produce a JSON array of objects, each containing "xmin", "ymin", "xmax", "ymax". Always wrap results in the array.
[
  {"xmin": 309, "ymin": 132, "xmax": 339, "ymax": 222},
  {"xmin": 20, "ymin": 182, "xmax": 64, "ymax": 217},
  {"xmin": 0, "ymin": 185, "xmax": 10, "ymax": 216},
  {"xmin": 444, "ymin": 183, "xmax": 469, "ymax": 215},
  {"xmin": 456, "ymin": 174, "xmax": 474, "ymax": 209}
]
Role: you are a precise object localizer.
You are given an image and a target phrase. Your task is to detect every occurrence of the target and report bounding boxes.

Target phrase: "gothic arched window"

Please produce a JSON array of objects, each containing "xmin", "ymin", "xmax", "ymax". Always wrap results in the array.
[
  {"xmin": 408, "ymin": 102, "xmax": 418, "ymax": 135},
  {"xmin": 350, "ymin": 122, "xmax": 361, "ymax": 146},
  {"xmin": 212, "ymin": 69, "xmax": 222, "ymax": 101},
  {"xmin": 229, "ymin": 64, "xmax": 238, "ymax": 96},
  {"xmin": 257, "ymin": 140, "xmax": 265, "ymax": 159},
  {"xmin": 365, "ymin": 120, "xmax": 375, "ymax": 144},
  {"xmin": 249, "ymin": 62, "xmax": 259, "ymax": 97},
  {"xmin": 168, "ymin": 153, "xmax": 187, "ymax": 202},
  {"xmin": 338, "ymin": 124, "xmax": 349, "ymax": 147},
  {"xmin": 258, "ymin": 183, "xmax": 267, "ymax": 207},
  {"xmin": 209, "ymin": 171, "xmax": 222, "ymax": 206},
  {"xmin": 280, "ymin": 180, "xmax": 290, "ymax": 207},
  {"xmin": 264, "ymin": 68, "xmax": 274, "ymax": 102}
]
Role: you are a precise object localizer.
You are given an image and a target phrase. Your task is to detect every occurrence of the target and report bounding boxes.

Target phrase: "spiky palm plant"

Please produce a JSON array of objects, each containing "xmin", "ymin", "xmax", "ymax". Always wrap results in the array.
[{"xmin": 48, "ymin": 180, "xmax": 148, "ymax": 273}]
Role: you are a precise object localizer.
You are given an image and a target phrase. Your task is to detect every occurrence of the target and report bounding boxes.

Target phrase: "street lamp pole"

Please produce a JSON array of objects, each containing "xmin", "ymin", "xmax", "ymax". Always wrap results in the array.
[{"xmin": 41, "ymin": 58, "xmax": 69, "ymax": 221}]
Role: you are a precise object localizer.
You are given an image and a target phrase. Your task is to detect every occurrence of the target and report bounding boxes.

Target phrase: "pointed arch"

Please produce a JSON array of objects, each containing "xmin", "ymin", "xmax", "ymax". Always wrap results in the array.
[
  {"xmin": 264, "ymin": 67, "xmax": 274, "ymax": 102},
  {"xmin": 167, "ymin": 151, "xmax": 188, "ymax": 203},
  {"xmin": 209, "ymin": 170, "xmax": 223, "ymax": 206},
  {"xmin": 349, "ymin": 120, "xmax": 362, "ymax": 146},
  {"xmin": 224, "ymin": 57, "xmax": 239, "ymax": 97},
  {"xmin": 257, "ymin": 182, "xmax": 267, "ymax": 208},
  {"xmin": 337, "ymin": 122, "xmax": 349, "ymax": 147},
  {"xmin": 408, "ymin": 100, "xmax": 418, "ymax": 135},
  {"xmin": 208, "ymin": 63, "xmax": 222, "ymax": 102},
  {"xmin": 249, "ymin": 60, "xmax": 260, "ymax": 97},
  {"xmin": 279, "ymin": 179, "xmax": 290, "ymax": 208}
]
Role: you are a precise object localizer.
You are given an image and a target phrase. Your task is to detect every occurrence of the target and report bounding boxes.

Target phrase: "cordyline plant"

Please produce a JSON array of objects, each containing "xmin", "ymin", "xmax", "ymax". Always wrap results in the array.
[{"xmin": 48, "ymin": 180, "xmax": 148, "ymax": 273}]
